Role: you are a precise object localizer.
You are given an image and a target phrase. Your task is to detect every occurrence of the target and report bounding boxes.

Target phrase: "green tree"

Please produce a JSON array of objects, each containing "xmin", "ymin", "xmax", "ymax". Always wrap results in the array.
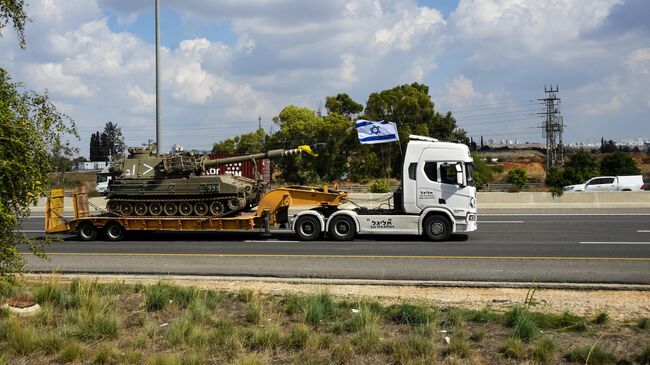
[
  {"xmin": 545, "ymin": 166, "xmax": 567, "ymax": 196},
  {"xmin": 470, "ymin": 153, "xmax": 493, "ymax": 190},
  {"xmin": 563, "ymin": 149, "xmax": 600, "ymax": 184},
  {"xmin": 600, "ymin": 151, "xmax": 640, "ymax": 176},
  {"xmin": 270, "ymin": 105, "xmax": 352, "ymax": 184},
  {"xmin": 0, "ymin": 0, "xmax": 28, "ymax": 48},
  {"xmin": 0, "ymin": 69, "xmax": 77, "ymax": 278},
  {"xmin": 507, "ymin": 168, "xmax": 528, "ymax": 192},
  {"xmin": 325, "ymin": 93, "xmax": 363, "ymax": 117},
  {"xmin": 212, "ymin": 128, "xmax": 266, "ymax": 154},
  {"xmin": 99, "ymin": 121, "xmax": 125, "ymax": 160},
  {"xmin": 600, "ymin": 139, "xmax": 617, "ymax": 153}
]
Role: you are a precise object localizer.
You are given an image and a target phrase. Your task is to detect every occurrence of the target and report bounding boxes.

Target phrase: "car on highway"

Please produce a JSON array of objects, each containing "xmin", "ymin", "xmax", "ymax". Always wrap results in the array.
[{"xmin": 563, "ymin": 175, "xmax": 645, "ymax": 192}]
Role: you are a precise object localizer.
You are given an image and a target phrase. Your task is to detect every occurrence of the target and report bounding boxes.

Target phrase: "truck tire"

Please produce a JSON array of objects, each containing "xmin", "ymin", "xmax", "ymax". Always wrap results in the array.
[
  {"xmin": 294, "ymin": 215, "xmax": 322, "ymax": 241},
  {"xmin": 78, "ymin": 222, "xmax": 98, "ymax": 241},
  {"xmin": 423, "ymin": 215, "xmax": 451, "ymax": 241},
  {"xmin": 328, "ymin": 215, "xmax": 356, "ymax": 241},
  {"xmin": 104, "ymin": 222, "xmax": 125, "ymax": 241}
]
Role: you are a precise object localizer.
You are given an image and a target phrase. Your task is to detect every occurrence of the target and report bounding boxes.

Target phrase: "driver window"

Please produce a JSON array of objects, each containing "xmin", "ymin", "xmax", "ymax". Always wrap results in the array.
[
  {"xmin": 440, "ymin": 163, "xmax": 457, "ymax": 185},
  {"xmin": 423, "ymin": 161, "xmax": 437, "ymax": 182}
]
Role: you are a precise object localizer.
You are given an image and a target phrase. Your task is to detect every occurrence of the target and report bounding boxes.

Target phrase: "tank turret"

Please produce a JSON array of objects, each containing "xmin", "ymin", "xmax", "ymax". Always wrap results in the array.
[{"xmin": 105, "ymin": 145, "xmax": 317, "ymax": 217}]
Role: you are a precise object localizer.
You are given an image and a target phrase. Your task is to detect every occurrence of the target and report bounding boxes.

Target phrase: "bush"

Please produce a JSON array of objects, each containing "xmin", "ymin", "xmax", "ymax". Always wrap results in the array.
[
  {"xmin": 507, "ymin": 168, "xmax": 528, "ymax": 192},
  {"xmin": 565, "ymin": 343, "xmax": 617, "ymax": 364},
  {"xmin": 368, "ymin": 179, "xmax": 390, "ymax": 193},
  {"xmin": 386, "ymin": 303, "xmax": 435, "ymax": 326}
]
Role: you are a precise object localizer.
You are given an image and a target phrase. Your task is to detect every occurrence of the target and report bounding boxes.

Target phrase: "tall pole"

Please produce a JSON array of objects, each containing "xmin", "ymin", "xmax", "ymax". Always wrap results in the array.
[{"xmin": 155, "ymin": 0, "xmax": 162, "ymax": 154}]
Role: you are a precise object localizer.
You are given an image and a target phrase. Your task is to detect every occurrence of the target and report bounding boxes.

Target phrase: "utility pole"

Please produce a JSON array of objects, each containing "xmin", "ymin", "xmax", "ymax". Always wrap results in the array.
[
  {"xmin": 258, "ymin": 115, "xmax": 262, "ymax": 130},
  {"xmin": 155, "ymin": 0, "xmax": 162, "ymax": 154},
  {"xmin": 539, "ymin": 85, "xmax": 564, "ymax": 170}
]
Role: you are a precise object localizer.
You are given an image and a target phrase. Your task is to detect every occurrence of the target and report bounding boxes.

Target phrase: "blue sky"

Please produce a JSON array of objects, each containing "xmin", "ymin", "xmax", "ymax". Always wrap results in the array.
[{"xmin": 1, "ymin": 0, "xmax": 648, "ymax": 156}]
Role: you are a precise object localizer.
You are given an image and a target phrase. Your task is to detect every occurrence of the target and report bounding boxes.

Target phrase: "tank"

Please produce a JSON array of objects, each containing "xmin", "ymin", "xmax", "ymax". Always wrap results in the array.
[{"xmin": 105, "ymin": 145, "xmax": 316, "ymax": 217}]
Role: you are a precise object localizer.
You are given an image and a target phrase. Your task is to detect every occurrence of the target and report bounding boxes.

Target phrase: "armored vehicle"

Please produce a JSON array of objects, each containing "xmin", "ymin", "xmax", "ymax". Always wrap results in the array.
[{"xmin": 105, "ymin": 145, "xmax": 315, "ymax": 217}]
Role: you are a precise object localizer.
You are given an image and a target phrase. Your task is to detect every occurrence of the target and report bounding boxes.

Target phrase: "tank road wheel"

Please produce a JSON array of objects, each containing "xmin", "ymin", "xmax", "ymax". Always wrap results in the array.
[
  {"xmin": 149, "ymin": 202, "xmax": 162, "ymax": 216},
  {"xmin": 194, "ymin": 202, "xmax": 209, "ymax": 216},
  {"xmin": 163, "ymin": 202, "xmax": 178, "ymax": 216},
  {"xmin": 328, "ymin": 215, "xmax": 356, "ymax": 241},
  {"xmin": 179, "ymin": 202, "xmax": 193, "ymax": 216},
  {"xmin": 120, "ymin": 202, "xmax": 134, "ymax": 216},
  {"xmin": 134, "ymin": 202, "xmax": 148, "ymax": 216},
  {"xmin": 106, "ymin": 200, "xmax": 120, "ymax": 214},
  {"xmin": 423, "ymin": 215, "xmax": 451, "ymax": 242},
  {"xmin": 294, "ymin": 215, "xmax": 322, "ymax": 241},
  {"xmin": 104, "ymin": 222, "xmax": 125, "ymax": 241},
  {"xmin": 209, "ymin": 201, "xmax": 225, "ymax": 216},
  {"xmin": 77, "ymin": 222, "xmax": 98, "ymax": 241}
]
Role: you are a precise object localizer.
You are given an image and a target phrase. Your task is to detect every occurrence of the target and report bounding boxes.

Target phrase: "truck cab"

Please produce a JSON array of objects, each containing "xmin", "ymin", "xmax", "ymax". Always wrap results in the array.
[
  {"xmin": 291, "ymin": 135, "xmax": 477, "ymax": 241},
  {"xmin": 95, "ymin": 167, "xmax": 113, "ymax": 195}
]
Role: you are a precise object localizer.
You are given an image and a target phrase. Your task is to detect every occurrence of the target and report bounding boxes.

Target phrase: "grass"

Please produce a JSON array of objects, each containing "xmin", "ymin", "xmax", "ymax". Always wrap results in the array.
[
  {"xmin": 639, "ymin": 317, "xmax": 649, "ymax": 330},
  {"xmin": 0, "ymin": 278, "xmax": 643, "ymax": 364},
  {"xmin": 565, "ymin": 343, "xmax": 618, "ymax": 365}
]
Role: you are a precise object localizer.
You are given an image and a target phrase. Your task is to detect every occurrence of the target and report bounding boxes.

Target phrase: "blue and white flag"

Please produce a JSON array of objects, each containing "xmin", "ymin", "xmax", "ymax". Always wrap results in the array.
[{"xmin": 355, "ymin": 120, "xmax": 399, "ymax": 144}]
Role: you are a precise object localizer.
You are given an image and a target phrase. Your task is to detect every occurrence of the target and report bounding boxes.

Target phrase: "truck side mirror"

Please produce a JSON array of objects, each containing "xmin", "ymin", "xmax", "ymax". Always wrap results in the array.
[{"xmin": 455, "ymin": 163, "xmax": 465, "ymax": 187}]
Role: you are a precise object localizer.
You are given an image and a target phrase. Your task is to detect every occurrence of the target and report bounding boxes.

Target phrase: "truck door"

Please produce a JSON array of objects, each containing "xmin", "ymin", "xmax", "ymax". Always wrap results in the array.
[
  {"xmin": 416, "ymin": 158, "xmax": 473, "ymax": 214},
  {"xmin": 585, "ymin": 177, "xmax": 615, "ymax": 191}
]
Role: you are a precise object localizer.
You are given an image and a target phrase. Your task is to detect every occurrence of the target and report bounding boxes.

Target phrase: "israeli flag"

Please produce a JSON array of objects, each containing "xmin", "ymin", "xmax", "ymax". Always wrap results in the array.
[{"xmin": 355, "ymin": 120, "xmax": 400, "ymax": 144}]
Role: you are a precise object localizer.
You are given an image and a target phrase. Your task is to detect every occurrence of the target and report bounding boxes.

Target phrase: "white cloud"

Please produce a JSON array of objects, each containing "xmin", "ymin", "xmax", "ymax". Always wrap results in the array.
[{"xmin": 24, "ymin": 63, "xmax": 92, "ymax": 97}]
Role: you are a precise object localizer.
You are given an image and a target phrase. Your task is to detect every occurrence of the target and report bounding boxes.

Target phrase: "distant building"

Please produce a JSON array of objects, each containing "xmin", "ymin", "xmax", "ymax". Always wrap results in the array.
[{"xmin": 75, "ymin": 161, "xmax": 108, "ymax": 171}]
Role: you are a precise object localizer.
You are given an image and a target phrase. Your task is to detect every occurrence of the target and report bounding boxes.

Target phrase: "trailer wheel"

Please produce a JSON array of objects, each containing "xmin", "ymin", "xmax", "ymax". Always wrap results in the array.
[
  {"xmin": 294, "ymin": 215, "xmax": 322, "ymax": 241},
  {"xmin": 104, "ymin": 222, "xmax": 125, "ymax": 241},
  {"xmin": 423, "ymin": 215, "xmax": 451, "ymax": 241},
  {"xmin": 329, "ymin": 215, "xmax": 356, "ymax": 241},
  {"xmin": 77, "ymin": 222, "xmax": 98, "ymax": 241}
]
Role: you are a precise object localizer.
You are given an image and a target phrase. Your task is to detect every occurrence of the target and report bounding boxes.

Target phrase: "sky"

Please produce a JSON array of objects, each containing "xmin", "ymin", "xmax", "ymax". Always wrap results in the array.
[{"xmin": 1, "ymin": 0, "xmax": 649, "ymax": 157}]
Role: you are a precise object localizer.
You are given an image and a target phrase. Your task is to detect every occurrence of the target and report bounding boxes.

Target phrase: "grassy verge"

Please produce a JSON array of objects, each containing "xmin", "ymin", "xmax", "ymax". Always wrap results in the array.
[{"xmin": 0, "ymin": 278, "xmax": 647, "ymax": 364}]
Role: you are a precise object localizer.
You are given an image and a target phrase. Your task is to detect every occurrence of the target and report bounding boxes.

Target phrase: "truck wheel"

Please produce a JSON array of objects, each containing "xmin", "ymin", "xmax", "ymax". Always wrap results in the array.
[
  {"xmin": 294, "ymin": 215, "xmax": 322, "ymax": 241},
  {"xmin": 329, "ymin": 215, "xmax": 356, "ymax": 241},
  {"xmin": 104, "ymin": 222, "xmax": 125, "ymax": 241},
  {"xmin": 423, "ymin": 215, "xmax": 451, "ymax": 241},
  {"xmin": 77, "ymin": 222, "xmax": 97, "ymax": 241}
]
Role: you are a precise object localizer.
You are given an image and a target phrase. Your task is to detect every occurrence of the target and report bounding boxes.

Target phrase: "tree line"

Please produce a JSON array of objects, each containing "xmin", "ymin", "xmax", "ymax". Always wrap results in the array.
[{"xmin": 212, "ymin": 83, "xmax": 466, "ymax": 184}]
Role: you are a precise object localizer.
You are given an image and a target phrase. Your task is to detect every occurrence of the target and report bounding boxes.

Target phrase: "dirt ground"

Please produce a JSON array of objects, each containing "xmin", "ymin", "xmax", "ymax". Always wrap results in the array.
[{"xmin": 24, "ymin": 275, "xmax": 650, "ymax": 322}]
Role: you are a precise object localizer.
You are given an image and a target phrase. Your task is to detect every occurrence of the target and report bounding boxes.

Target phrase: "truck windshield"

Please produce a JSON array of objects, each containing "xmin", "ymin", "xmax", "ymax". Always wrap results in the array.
[
  {"xmin": 466, "ymin": 163, "xmax": 475, "ymax": 187},
  {"xmin": 96, "ymin": 174, "xmax": 110, "ymax": 183}
]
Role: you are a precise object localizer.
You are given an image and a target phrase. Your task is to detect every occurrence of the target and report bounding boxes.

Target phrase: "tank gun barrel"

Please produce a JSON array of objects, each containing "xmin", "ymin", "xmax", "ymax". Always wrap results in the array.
[{"xmin": 201, "ymin": 145, "xmax": 318, "ymax": 169}]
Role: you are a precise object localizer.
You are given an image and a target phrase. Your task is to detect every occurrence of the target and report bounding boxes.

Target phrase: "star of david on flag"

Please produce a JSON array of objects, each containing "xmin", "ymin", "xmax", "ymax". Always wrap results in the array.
[{"xmin": 355, "ymin": 120, "xmax": 399, "ymax": 144}]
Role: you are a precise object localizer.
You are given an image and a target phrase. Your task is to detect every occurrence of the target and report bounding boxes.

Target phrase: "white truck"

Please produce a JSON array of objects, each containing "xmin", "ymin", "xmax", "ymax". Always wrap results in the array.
[
  {"xmin": 563, "ymin": 175, "xmax": 645, "ymax": 192},
  {"xmin": 95, "ymin": 167, "xmax": 113, "ymax": 195},
  {"xmin": 290, "ymin": 135, "xmax": 478, "ymax": 241}
]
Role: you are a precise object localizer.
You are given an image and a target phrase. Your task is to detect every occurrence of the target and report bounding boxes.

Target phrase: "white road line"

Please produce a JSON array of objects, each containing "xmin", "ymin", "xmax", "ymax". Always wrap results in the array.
[
  {"xmin": 480, "ymin": 221, "xmax": 524, "ymax": 224},
  {"xmin": 638, "ymin": 230, "xmax": 650, "ymax": 233},
  {"xmin": 244, "ymin": 240, "xmax": 301, "ymax": 243},
  {"xmin": 19, "ymin": 230, "xmax": 46, "ymax": 233},
  {"xmin": 481, "ymin": 213, "xmax": 650, "ymax": 216},
  {"xmin": 580, "ymin": 241, "xmax": 650, "ymax": 245}
]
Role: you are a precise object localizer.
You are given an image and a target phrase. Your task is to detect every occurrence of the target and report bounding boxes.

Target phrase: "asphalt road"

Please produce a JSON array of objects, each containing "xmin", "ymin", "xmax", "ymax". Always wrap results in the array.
[{"xmin": 19, "ymin": 212, "xmax": 650, "ymax": 284}]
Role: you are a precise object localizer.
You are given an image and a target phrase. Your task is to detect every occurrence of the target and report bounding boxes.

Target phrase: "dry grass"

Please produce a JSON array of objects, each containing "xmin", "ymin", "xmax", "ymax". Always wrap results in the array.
[{"xmin": 0, "ymin": 277, "xmax": 646, "ymax": 364}]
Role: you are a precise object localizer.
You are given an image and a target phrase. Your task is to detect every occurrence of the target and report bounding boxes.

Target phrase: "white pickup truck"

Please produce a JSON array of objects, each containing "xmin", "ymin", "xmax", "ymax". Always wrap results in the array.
[{"xmin": 563, "ymin": 175, "xmax": 646, "ymax": 192}]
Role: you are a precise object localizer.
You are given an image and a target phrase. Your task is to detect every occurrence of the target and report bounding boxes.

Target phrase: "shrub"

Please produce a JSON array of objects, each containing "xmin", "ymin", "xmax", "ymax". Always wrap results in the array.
[
  {"xmin": 303, "ymin": 292, "xmax": 336, "ymax": 326},
  {"xmin": 285, "ymin": 324, "xmax": 310, "ymax": 350},
  {"xmin": 386, "ymin": 303, "xmax": 435, "ymax": 326},
  {"xmin": 447, "ymin": 333, "xmax": 470, "ymax": 358},
  {"xmin": 368, "ymin": 179, "xmax": 390, "ymax": 193},
  {"xmin": 500, "ymin": 337, "xmax": 526, "ymax": 359},
  {"xmin": 145, "ymin": 282, "xmax": 171, "ymax": 311},
  {"xmin": 245, "ymin": 300, "xmax": 262, "ymax": 324},
  {"xmin": 507, "ymin": 168, "xmax": 528, "ymax": 192},
  {"xmin": 639, "ymin": 317, "xmax": 649, "ymax": 330},
  {"xmin": 565, "ymin": 343, "xmax": 617, "ymax": 365},
  {"xmin": 38, "ymin": 331, "xmax": 64, "ymax": 355},
  {"xmin": 330, "ymin": 342, "xmax": 355, "ymax": 364},
  {"xmin": 594, "ymin": 311, "xmax": 609, "ymax": 324},
  {"xmin": 636, "ymin": 342, "xmax": 650, "ymax": 364},
  {"xmin": 165, "ymin": 315, "xmax": 193, "ymax": 346},
  {"xmin": 532, "ymin": 337, "xmax": 558, "ymax": 364},
  {"xmin": 56, "ymin": 341, "xmax": 86, "ymax": 363},
  {"xmin": 93, "ymin": 344, "xmax": 122, "ymax": 364}
]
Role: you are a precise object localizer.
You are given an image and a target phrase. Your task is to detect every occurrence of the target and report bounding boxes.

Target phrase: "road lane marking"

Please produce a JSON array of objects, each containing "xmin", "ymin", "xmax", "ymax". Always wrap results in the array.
[
  {"xmin": 13, "ymin": 230, "xmax": 45, "ymax": 233},
  {"xmin": 580, "ymin": 242, "xmax": 650, "ymax": 245},
  {"xmin": 481, "ymin": 213, "xmax": 650, "ymax": 216},
  {"xmin": 480, "ymin": 221, "xmax": 524, "ymax": 224},
  {"xmin": 20, "ymin": 252, "xmax": 650, "ymax": 261},
  {"xmin": 638, "ymin": 230, "xmax": 650, "ymax": 233},
  {"xmin": 244, "ymin": 240, "xmax": 301, "ymax": 243}
]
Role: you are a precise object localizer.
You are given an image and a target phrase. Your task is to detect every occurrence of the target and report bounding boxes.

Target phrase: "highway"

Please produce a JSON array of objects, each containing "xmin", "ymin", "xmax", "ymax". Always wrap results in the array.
[{"xmin": 19, "ymin": 212, "xmax": 650, "ymax": 284}]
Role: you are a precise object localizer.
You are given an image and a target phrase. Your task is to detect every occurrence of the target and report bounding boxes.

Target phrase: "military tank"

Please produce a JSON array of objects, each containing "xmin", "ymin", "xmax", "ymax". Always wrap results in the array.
[{"xmin": 105, "ymin": 145, "xmax": 316, "ymax": 217}]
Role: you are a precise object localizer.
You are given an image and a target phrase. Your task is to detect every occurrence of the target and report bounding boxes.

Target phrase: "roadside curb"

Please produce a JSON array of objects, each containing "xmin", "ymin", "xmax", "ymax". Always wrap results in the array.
[{"xmin": 22, "ymin": 273, "xmax": 650, "ymax": 291}]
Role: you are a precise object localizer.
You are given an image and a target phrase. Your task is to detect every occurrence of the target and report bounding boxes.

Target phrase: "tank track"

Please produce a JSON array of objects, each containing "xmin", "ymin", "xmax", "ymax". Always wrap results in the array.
[{"xmin": 106, "ymin": 196, "xmax": 248, "ymax": 218}]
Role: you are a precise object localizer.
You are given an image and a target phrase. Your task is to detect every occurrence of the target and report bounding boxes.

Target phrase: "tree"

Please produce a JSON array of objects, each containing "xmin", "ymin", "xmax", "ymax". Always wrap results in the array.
[
  {"xmin": 600, "ymin": 139, "xmax": 617, "ymax": 153},
  {"xmin": 0, "ymin": 69, "xmax": 77, "ymax": 277},
  {"xmin": 100, "ymin": 121, "xmax": 126, "ymax": 160},
  {"xmin": 212, "ymin": 128, "xmax": 266, "ymax": 154},
  {"xmin": 600, "ymin": 151, "xmax": 640, "ymax": 176},
  {"xmin": 325, "ymin": 93, "xmax": 363, "ymax": 117},
  {"xmin": 562, "ymin": 149, "xmax": 600, "ymax": 184},
  {"xmin": 0, "ymin": 0, "xmax": 28, "ymax": 48},
  {"xmin": 507, "ymin": 168, "xmax": 528, "ymax": 192}
]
